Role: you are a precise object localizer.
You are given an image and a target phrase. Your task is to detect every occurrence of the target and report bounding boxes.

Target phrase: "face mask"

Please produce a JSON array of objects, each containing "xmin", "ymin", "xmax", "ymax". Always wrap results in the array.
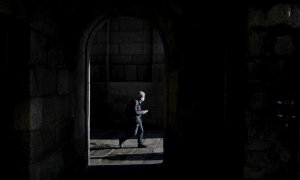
[{"xmin": 140, "ymin": 97, "xmax": 145, "ymax": 102}]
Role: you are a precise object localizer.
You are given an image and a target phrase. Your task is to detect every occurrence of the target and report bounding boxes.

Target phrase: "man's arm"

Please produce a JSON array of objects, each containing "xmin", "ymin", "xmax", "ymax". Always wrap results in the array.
[{"xmin": 134, "ymin": 100, "xmax": 148, "ymax": 115}]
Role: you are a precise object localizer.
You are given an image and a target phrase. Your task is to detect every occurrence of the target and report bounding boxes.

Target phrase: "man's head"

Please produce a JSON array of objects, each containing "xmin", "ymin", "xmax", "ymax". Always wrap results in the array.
[{"xmin": 136, "ymin": 91, "xmax": 146, "ymax": 102}]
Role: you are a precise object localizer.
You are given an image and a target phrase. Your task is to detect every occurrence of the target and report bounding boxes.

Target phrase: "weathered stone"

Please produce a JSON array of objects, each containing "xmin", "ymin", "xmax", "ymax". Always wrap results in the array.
[
  {"xmin": 142, "ymin": 43, "xmax": 152, "ymax": 54},
  {"xmin": 91, "ymin": 65, "xmax": 100, "ymax": 81},
  {"xmin": 57, "ymin": 69, "xmax": 72, "ymax": 95},
  {"xmin": 30, "ymin": 11, "xmax": 59, "ymax": 35},
  {"xmin": 143, "ymin": 21, "xmax": 153, "ymax": 31},
  {"xmin": 248, "ymin": 31, "xmax": 266, "ymax": 56},
  {"xmin": 30, "ymin": 31, "xmax": 47, "ymax": 64},
  {"xmin": 247, "ymin": 138, "xmax": 271, "ymax": 151},
  {"xmin": 109, "ymin": 20, "xmax": 119, "ymax": 31},
  {"xmin": 14, "ymin": 99, "xmax": 30, "ymax": 130},
  {"xmin": 274, "ymin": 35, "xmax": 294, "ymax": 55},
  {"xmin": 42, "ymin": 96, "xmax": 70, "ymax": 127},
  {"xmin": 152, "ymin": 64, "xmax": 163, "ymax": 82},
  {"xmin": 91, "ymin": 44, "xmax": 107, "ymax": 55},
  {"xmin": 248, "ymin": 4, "xmax": 291, "ymax": 27},
  {"xmin": 137, "ymin": 65, "xmax": 151, "ymax": 81},
  {"xmin": 110, "ymin": 65, "xmax": 124, "ymax": 81},
  {"xmin": 288, "ymin": 5, "xmax": 300, "ymax": 28},
  {"xmin": 131, "ymin": 55, "xmax": 152, "ymax": 64},
  {"xmin": 109, "ymin": 43, "xmax": 120, "ymax": 54},
  {"xmin": 110, "ymin": 55, "xmax": 131, "ymax": 64},
  {"xmin": 120, "ymin": 43, "xmax": 142, "ymax": 55},
  {"xmin": 124, "ymin": 65, "xmax": 137, "ymax": 81},
  {"xmin": 30, "ymin": 66, "xmax": 57, "ymax": 97},
  {"xmin": 111, "ymin": 31, "xmax": 152, "ymax": 43},
  {"xmin": 153, "ymin": 30, "xmax": 162, "ymax": 43},
  {"xmin": 153, "ymin": 42, "xmax": 164, "ymax": 54},
  {"xmin": 267, "ymin": 4, "xmax": 291, "ymax": 26},
  {"xmin": 249, "ymin": 92, "xmax": 269, "ymax": 110},
  {"xmin": 119, "ymin": 17, "xmax": 143, "ymax": 31},
  {"xmin": 153, "ymin": 54, "xmax": 165, "ymax": 64},
  {"xmin": 0, "ymin": 0, "xmax": 11, "ymax": 14},
  {"xmin": 30, "ymin": 98, "xmax": 43, "ymax": 130},
  {"xmin": 96, "ymin": 32, "xmax": 107, "ymax": 43},
  {"xmin": 29, "ymin": 150, "xmax": 64, "ymax": 180}
]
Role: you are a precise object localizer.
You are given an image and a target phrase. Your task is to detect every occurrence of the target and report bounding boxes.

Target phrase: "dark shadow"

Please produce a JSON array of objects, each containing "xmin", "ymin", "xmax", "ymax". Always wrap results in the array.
[
  {"xmin": 90, "ymin": 144, "xmax": 118, "ymax": 150},
  {"xmin": 90, "ymin": 143, "xmax": 144, "ymax": 150},
  {"xmin": 81, "ymin": 164, "xmax": 165, "ymax": 179},
  {"xmin": 90, "ymin": 153, "xmax": 163, "ymax": 161}
]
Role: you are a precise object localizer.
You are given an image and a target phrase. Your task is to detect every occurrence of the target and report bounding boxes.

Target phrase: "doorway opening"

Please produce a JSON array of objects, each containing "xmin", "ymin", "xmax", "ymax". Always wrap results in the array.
[{"xmin": 87, "ymin": 17, "xmax": 166, "ymax": 166}]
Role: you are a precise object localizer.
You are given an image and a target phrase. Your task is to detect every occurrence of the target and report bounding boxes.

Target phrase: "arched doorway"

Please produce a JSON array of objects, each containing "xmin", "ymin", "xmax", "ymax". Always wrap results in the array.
[{"xmin": 87, "ymin": 16, "xmax": 167, "ymax": 165}]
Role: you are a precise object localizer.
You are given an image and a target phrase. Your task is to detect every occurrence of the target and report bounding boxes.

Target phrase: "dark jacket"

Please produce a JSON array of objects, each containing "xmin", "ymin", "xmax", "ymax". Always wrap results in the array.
[{"xmin": 126, "ymin": 98, "xmax": 143, "ymax": 120}]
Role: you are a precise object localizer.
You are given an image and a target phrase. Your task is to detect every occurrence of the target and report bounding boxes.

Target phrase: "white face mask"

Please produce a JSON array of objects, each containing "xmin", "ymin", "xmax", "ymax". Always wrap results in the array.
[{"xmin": 140, "ymin": 97, "xmax": 145, "ymax": 102}]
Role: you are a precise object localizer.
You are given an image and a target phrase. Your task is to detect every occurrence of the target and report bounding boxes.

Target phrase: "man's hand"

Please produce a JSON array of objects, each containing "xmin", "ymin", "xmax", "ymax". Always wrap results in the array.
[{"xmin": 142, "ymin": 110, "xmax": 148, "ymax": 114}]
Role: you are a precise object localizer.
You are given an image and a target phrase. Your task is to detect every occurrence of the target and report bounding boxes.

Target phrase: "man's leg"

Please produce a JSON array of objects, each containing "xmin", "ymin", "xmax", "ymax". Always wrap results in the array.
[
  {"xmin": 137, "ymin": 120, "xmax": 146, "ymax": 147},
  {"xmin": 119, "ymin": 129, "xmax": 134, "ymax": 148},
  {"xmin": 119, "ymin": 121, "xmax": 140, "ymax": 148}
]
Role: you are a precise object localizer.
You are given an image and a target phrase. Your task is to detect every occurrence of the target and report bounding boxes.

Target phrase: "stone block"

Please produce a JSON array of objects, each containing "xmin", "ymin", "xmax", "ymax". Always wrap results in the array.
[
  {"xmin": 248, "ymin": 4, "xmax": 291, "ymax": 27},
  {"xmin": 91, "ymin": 43, "xmax": 107, "ymax": 55},
  {"xmin": 132, "ymin": 55, "xmax": 152, "ymax": 64},
  {"xmin": 143, "ymin": 21, "xmax": 153, "ymax": 31},
  {"xmin": 119, "ymin": 17, "xmax": 143, "ymax": 31},
  {"xmin": 136, "ymin": 31, "xmax": 152, "ymax": 43},
  {"xmin": 137, "ymin": 65, "xmax": 152, "ymax": 81},
  {"xmin": 98, "ymin": 23, "xmax": 108, "ymax": 32},
  {"xmin": 153, "ymin": 54, "xmax": 165, "ymax": 64},
  {"xmin": 153, "ymin": 42, "xmax": 164, "ymax": 54},
  {"xmin": 248, "ymin": 31, "xmax": 266, "ymax": 56},
  {"xmin": 152, "ymin": 64, "xmax": 163, "ymax": 82},
  {"xmin": 14, "ymin": 99, "xmax": 30, "ymax": 131},
  {"xmin": 110, "ymin": 65, "xmax": 124, "ymax": 81},
  {"xmin": 168, "ymin": 72, "xmax": 178, "ymax": 93},
  {"xmin": 109, "ymin": 43, "xmax": 120, "ymax": 54},
  {"xmin": 288, "ymin": 5, "xmax": 300, "ymax": 28},
  {"xmin": 249, "ymin": 92, "xmax": 268, "ymax": 110},
  {"xmin": 91, "ymin": 65, "xmax": 100, "ymax": 81},
  {"xmin": 42, "ymin": 96, "xmax": 70, "ymax": 127},
  {"xmin": 120, "ymin": 43, "xmax": 142, "ymax": 55},
  {"xmin": 110, "ymin": 32, "xmax": 123, "ymax": 43},
  {"xmin": 96, "ymin": 32, "xmax": 107, "ymax": 43},
  {"xmin": 57, "ymin": 69, "xmax": 72, "ymax": 95},
  {"xmin": 30, "ymin": 31, "xmax": 47, "ymax": 64},
  {"xmin": 30, "ymin": 98, "xmax": 43, "ymax": 130},
  {"xmin": 274, "ymin": 35, "xmax": 294, "ymax": 55},
  {"xmin": 29, "ymin": 150, "xmax": 63, "ymax": 180},
  {"xmin": 109, "ymin": 20, "xmax": 119, "ymax": 31},
  {"xmin": 143, "ymin": 43, "xmax": 152, "ymax": 54},
  {"xmin": 110, "ymin": 55, "xmax": 131, "ymax": 64},
  {"xmin": 90, "ymin": 55, "xmax": 97, "ymax": 64},
  {"xmin": 30, "ymin": 66, "xmax": 57, "ymax": 97},
  {"xmin": 124, "ymin": 65, "xmax": 137, "ymax": 81},
  {"xmin": 91, "ymin": 65, "xmax": 107, "ymax": 82},
  {"xmin": 153, "ymin": 30, "xmax": 162, "ymax": 43},
  {"xmin": 0, "ymin": 0, "xmax": 11, "ymax": 14},
  {"xmin": 111, "ymin": 31, "xmax": 152, "ymax": 43},
  {"xmin": 95, "ymin": 55, "xmax": 106, "ymax": 65}
]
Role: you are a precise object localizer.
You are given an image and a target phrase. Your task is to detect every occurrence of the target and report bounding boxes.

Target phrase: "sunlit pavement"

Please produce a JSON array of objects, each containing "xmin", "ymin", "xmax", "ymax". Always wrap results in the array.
[{"xmin": 89, "ymin": 130, "xmax": 164, "ymax": 165}]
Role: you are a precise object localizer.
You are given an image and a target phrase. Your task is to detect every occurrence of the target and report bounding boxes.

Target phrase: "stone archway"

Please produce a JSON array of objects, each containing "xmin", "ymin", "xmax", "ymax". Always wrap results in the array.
[
  {"xmin": 86, "ymin": 15, "xmax": 169, "ymax": 165},
  {"xmin": 73, "ymin": 8, "xmax": 180, "ymax": 171}
]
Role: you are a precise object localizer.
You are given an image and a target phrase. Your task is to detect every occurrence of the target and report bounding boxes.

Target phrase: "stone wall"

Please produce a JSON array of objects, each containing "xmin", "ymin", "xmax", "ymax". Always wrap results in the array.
[
  {"xmin": 90, "ymin": 17, "xmax": 165, "ymax": 130},
  {"xmin": 0, "ymin": 1, "xmax": 76, "ymax": 179},
  {"xmin": 245, "ymin": 3, "xmax": 300, "ymax": 179}
]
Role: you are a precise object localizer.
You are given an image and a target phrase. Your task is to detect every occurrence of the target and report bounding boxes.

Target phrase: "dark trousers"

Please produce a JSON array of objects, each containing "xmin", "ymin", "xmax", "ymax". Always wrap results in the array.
[{"xmin": 120, "ymin": 118, "xmax": 144, "ymax": 145}]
